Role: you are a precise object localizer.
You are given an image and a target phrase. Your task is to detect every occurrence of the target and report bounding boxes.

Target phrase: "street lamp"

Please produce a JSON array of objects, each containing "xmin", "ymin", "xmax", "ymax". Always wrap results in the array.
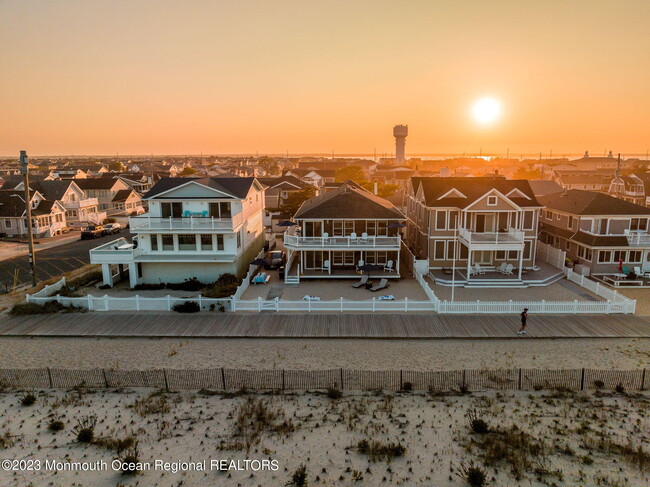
[{"xmin": 19, "ymin": 150, "xmax": 37, "ymax": 287}]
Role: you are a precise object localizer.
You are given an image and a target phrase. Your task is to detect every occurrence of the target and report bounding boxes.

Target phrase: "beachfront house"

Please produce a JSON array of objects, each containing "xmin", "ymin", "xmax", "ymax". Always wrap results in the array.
[
  {"xmin": 283, "ymin": 181, "xmax": 405, "ymax": 283},
  {"xmin": 0, "ymin": 189, "xmax": 67, "ymax": 238},
  {"xmin": 73, "ymin": 178, "xmax": 145, "ymax": 222},
  {"xmin": 405, "ymin": 177, "xmax": 555, "ymax": 287},
  {"xmin": 90, "ymin": 177, "xmax": 266, "ymax": 288},
  {"xmin": 537, "ymin": 189, "xmax": 650, "ymax": 277}
]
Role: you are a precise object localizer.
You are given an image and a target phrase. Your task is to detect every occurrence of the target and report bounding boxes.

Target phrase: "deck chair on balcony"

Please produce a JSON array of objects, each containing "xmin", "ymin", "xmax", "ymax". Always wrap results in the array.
[
  {"xmin": 361, "ymin": 232, "xmax": 369, "ymax": 242},
  {"xmin": 352, "ymin": 275, "xmax": 369, "ymax": 288},
  {"xmin": 350, "ymin": 232, "xmax": 357, "ymax": 241},
  {"xmin": 370, "ymin": 278, "xmax": 389, "ymax": 292},
  {"xmin": 322, "ymin": 232, "xmax": 329, "ymax": 239},
  {"xmin": 384, "ymin": 260, "xmax": 394, "ymax": 272},
  {"xmin": 634, "ymin": 266, "xmax": 643, "ymax": 276}
]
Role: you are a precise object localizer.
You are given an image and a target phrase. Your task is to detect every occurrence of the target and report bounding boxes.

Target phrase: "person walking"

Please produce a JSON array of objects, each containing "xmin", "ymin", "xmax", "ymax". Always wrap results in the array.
[{"xmin": 518, "ymin": 308, "xmax": 528, "ymax": 335}]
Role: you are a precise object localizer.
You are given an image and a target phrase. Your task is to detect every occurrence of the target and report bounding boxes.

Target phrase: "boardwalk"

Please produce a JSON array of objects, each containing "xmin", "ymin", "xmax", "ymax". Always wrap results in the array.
[{"xmin": 1, "ymin": 313, "xmax": 649, "ymax": 338}]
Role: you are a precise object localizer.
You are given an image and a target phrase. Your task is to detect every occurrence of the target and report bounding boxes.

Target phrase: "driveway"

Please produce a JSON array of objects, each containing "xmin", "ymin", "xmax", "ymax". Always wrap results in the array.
[{"xmin": 0, "ymin": 231, "xmax": 133, "ymax": 291}]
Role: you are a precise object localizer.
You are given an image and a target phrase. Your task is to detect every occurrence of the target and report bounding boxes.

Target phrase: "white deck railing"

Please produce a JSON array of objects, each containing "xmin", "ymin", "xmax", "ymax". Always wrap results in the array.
[
  {"xmin": 129, "ymin": 212, "xmax": 243, "ymax": 231},
  {"xmin": 625, "ymin": 230, "xmax": 650, "ymax": 246},
  {"xmin": 89, "ymin": 237, "xmax": 142, "ymax": 263},
  {"xmin": 458, "ymin": 227, "xmax": 524, "ymax": 245},
  {"xmin": 284, "ymin": 234, "xmax": 400, "ymax": 249}
]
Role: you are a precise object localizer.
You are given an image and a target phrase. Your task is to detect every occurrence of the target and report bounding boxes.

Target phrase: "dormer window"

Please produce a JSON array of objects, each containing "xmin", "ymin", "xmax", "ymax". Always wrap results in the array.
[{"xmin": 487, "ymin": 195, "xmax": 497, "ymax": 206}]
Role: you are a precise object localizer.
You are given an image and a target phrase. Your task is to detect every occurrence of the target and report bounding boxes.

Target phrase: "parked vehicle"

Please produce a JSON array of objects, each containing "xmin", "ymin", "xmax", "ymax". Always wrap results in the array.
[
  {"xmin": 264, "ymin": 250, "xmax": 286, "ymax": 270},
  {"xmin": 81, "ymin": 225, "xmax": 106, "ymax": 239},
  {"xmin": 103, "ymin": 223, "xmax": 122, "ymax": 234}
]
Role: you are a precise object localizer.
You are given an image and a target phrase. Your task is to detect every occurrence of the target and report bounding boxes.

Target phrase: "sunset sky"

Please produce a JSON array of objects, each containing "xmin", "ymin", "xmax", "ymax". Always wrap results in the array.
[{"xmin": 1, "ymin": 0, "xmax": 648, "ymax": 156}]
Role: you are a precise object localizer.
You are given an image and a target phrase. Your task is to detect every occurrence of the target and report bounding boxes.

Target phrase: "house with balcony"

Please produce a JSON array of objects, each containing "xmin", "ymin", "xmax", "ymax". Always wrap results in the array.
[
  {"xmin": 405, "ymin": 177, "xmax": 557, "ymax": 287},
  {"xmin": 2, "ymin": 178, "xmax": 105, "ymax": 229},
  {"xmin": 538, "ymin": 189, "xmax": 650, "ymax": 277},
  {"xmin": 607, "ymin": 174, "xmax": 646, "ymax": 206},
  {"xmin": 73, "ymin": 178, "xmax": 144, "ymax": 222},
  {"xmin": 0, "ymin": 189, "xmax": 67, "ymax": 238},
  {"xmin": 90, "ymin": 177, "xmax": 266, "ymax": 288},
  {"xmin": 283, "ymin": 181, "xmax": 405, "ymax": 282}
]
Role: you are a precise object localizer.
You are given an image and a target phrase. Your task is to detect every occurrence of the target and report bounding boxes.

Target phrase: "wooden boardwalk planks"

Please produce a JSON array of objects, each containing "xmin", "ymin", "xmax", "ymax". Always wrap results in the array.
[{"xmin": 0, "ymin": 312, "xmax": 649, "ymax": 339}]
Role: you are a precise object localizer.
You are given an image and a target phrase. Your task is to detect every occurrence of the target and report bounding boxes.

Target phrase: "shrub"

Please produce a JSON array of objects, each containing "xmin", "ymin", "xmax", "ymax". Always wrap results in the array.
[
  {"xmin": 593, "ymin": 380, "xmax": 605, "ymax": 389},
  {"xmin": 120, "ymin": 442, "xmax": 141, "ymax": 476},
  {"xmin": 402, "ymin": 381, "xmax": 413, "ymax": 392},
  {"xmin": 172, "ymin": 301, "xmax": 200, "ymax": 313},
  {"xmin": 133, "ymin": 283, "xmax": 165, "ymax": 291},
  {"xmin": 286, "ymin": 464, "xmax": 308, "ymax": 486},
  {"xmin": 74, "ymin": 415, "xmax": 97, "ymax": 443},
  {"xmin": 456, "ymin": 462, "xmax": 488, "ymax": 487},
  {"xmin": 326, "ymin": 387, "xmax": 342, "ymax": 399},
  {"xmin": 615, "ymin": 383, "xmax": 625, "ymax": 393},
  {"xmin": 10, "ymin": 301, "xmax": 86, "ymax": 315},
  {"xmin": 466, "ymin": 409, "xmax": 489, "ymax": 434},
  {"xmin": 47, "ymin": 418, "xmax": 65, "ymax": 432},
  {"xmin": 355, "ymin": 439, "xmax": 406, "ymax": 462},
  {"xmin": 166, "ymin": 277, "xmax": 205, "ymax": 292},
  {"xmin": 98, "ymin": 284, "xmax": 111, "ymax": 290},
  {"xmin": 103, "ymin": 217, "xmax": 117, "ymax": 224},
  {"xmin": 19, "ymin": 393, "xmax": 36, "ymax": 406},
  {"xmin": 95, "ymin": 435, "xmax": 136, "ymax": 453}
]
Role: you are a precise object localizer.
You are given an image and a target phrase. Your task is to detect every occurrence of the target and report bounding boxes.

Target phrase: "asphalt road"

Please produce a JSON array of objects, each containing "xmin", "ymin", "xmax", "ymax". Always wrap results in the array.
[{"xmin": 0, "ymin": 231, "xmax": 132, "ymax": 291}]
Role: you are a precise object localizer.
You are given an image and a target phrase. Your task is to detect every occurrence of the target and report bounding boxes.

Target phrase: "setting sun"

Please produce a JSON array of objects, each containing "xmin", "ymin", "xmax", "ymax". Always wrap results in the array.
[{"xmin": 472, "ymin": 97, "xmax": 501, "ymax": 125}]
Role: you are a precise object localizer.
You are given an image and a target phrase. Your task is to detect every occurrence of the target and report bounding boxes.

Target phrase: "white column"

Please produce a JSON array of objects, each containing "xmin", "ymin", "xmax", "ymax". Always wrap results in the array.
[
  {"xmin": 467, "ymin": 249, "xmax": 472, "ymax": 281},
  {"xmin": 518, "ymin": 248, "xmax": 523, "ymax": 280},
  {"xmin": 101, "ymin": 264, "xmax": 113, "ymax": 287},
  {"xmin": 128, "ymin": 263, "xmax": 139, "ymax": 288}
]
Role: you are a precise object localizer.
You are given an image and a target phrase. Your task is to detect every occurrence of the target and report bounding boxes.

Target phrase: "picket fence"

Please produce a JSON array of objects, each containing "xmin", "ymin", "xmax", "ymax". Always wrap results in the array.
[{"xmin": 0, "ymin": 367, "xmax": 645, "ymax": 392}]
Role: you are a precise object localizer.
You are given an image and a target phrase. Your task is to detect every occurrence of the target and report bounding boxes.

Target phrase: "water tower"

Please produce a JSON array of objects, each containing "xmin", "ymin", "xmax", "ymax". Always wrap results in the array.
[{"xmin": 393, "ymin": 124, "xmax": 408, "ymax": 165}]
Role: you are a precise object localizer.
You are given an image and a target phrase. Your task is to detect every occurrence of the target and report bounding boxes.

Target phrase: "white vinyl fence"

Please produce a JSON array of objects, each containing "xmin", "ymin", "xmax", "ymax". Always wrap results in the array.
[
  {"xmin": 27, "ymin": 293, "xmax": 231, "ymax": 312},
  {"xmin": 234, "ymin": 297, "xmax": 436, "ymax": 312},
  {"xmin": 26, "ymin": 277, "xmax": 67, "ymax": 300},
  {"xmin": 537, "ymin": 242, "xmax": 566, "ymax": 269}
]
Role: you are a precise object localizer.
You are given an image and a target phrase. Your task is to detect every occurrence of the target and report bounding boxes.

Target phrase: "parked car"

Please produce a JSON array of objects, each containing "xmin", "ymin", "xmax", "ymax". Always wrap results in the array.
[
  {"xmin": 264, "ymin": 250, "xmax": 286, "ymax": 270},
  {"xmin": 103, "ymin": 223, "xmax": 122, "ymax": 234},
  {"xmin": 81, "ymin": 225, "xmax": 106, "ymax": 239}
]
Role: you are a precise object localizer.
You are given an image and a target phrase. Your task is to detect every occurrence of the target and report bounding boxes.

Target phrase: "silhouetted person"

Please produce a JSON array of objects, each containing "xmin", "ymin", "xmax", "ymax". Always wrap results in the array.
[{"xmin": 518, "ymin": 308, "xmax": 528, "ymax": 335}]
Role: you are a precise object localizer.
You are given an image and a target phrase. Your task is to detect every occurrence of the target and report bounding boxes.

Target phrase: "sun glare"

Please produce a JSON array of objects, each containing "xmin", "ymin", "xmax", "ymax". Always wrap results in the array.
[{"xmin": 472, "ymin": 97, "xmax": 501, "ymax": 125}]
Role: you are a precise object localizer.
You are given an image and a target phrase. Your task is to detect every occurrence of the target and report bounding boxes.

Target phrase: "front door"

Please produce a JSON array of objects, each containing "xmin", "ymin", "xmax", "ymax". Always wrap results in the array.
[
  {"xmin": 475, "ymin": 214, "xmax": 485, "ymax": 232},
  {"xmin": 305, "ymin": 221, "xmax": 322, "ymax": 237}
]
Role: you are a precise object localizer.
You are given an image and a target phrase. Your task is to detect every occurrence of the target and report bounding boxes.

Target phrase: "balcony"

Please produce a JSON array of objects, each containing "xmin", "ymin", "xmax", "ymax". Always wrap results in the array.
[
  {"xmin": 89, "ymin": 237, "xmax": 142, "ymax": 264},
  {"xmin": 64, "ymin": 197, "xmax": 99, "ymax": 209},
  {"xmin": 284, "ymin": 233, "xmax": 401, "ymax": 249},
  {"xmin": 129, "ymin": 212, "xmax": 243, "ymax": 232},
  {"xmin": 625, "ymin": 230, "xmax": 650, "ymax": 246},
  {"xmin": 458, "ymin": 227, "xmax": 525, "ymax": 249}
]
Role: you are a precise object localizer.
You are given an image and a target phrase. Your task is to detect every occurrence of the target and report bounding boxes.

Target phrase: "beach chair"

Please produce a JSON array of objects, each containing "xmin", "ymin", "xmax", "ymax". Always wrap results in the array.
[
  {"xmin": 350, "ymin": 232, "xmax": 357, "ymax": 241},
  {"xmin": 497, "ymin": 263, "xmax": 507, "ymax": 274},
  {"xmin": 370, "ymin": 278, "xmax": 389, "ymax": 292},
  {"xmin": 384, "ymin": 260, "xmax": 394, "ymax": 272},
  {"xmin": 504, "ymin": 264, "xmax": 514, "ymax": 275},
  {"xmin": 361, "ymin": 232, "xmax": 369, "ymax": 241},
  {"xmin": 321, "ymin": 260, "xmax": 331, "ymax": 272},
  {"xmin": 474, "ymin": 264, "xmax": 486, "ymax": 275},
  {"xmin": 352, "ymin": 275, "xmax": 369, "ymax": 288},
  {"xmin": 634, "ymin": 266, "xmax": 642, "ymax": 276},
  {"xmin": 622, "ymin": 266, "xmax": 629, "ymax": 275}
]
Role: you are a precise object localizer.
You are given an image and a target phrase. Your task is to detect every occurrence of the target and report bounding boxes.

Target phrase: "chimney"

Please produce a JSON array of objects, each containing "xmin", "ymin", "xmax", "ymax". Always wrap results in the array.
[{"xmin": 373, "ymin": 180, "xmax": 378, "ymax": 195}]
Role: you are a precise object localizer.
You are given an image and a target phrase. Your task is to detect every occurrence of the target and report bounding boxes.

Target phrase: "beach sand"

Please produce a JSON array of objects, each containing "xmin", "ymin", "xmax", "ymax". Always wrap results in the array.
[{"xmin": 0, "ymin": 337, "xmax": 647, "ymax": 370}]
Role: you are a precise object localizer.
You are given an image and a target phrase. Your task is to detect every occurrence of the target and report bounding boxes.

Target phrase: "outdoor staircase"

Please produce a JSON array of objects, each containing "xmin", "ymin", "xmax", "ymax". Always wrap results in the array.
[{"xmin": 285, "ymin": 274, "xmax": 300, "ymax": 285}]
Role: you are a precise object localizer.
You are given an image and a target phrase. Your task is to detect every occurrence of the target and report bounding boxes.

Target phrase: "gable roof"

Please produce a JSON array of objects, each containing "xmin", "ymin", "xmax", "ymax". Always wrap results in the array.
[
  {"xmin": 143, "ymin": 177, "xmax": 255, "ymax": 200},
  {"xmin": 73, "ymin": 178, "xmax": 123, "ymax": 190},
  {"xmin": 112, "ymin": 189, "xmax": 137, "ymax": 202},
  {"xmin": 538, "ymin": 190, "xmax": 650, "ymax": 216},
  {"xmin": 294, "ymin": 181, "xmax": 404, "ymax": 220},
  {"xmin": 528, "ymin": 180, "xmax": 563, "ymax": 197},
  {"xmin": 412, "ymin": 177, "xmax": 540, "ymax": 208}
]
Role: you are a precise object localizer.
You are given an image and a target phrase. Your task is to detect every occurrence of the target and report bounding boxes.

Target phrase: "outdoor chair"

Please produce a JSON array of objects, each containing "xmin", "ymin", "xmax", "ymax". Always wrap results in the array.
[
  {"xmin": 322, "ymin": 232, "xmax": 329, "ymax": 239},
  {"xmin": 352, "ymin": 275, "xmax": 369, "ymax": 288},
  {"xmin": 384, "ymin": 260, "xmax": 394, "ymax": 272},
  {"xmin": 474, "ymin": 264, "xmax": 486, "ymax": 275},
  {"xmin": 357, "ymin": 259, "xmax": 364, "ymax": 269},
  {"xmin": 321, "ymin": 260, "xmax": 331, "ymax": 272},
  {"xmin": 361, "ymin": 232, "xmax": 369, "ymax": 241},
  {"xmin": 370, "ymin": 278, "xmax": 389, "ymax": 292},
  {"xmin": 504, "ymin": 264, "xmax": 514, "ymax": 275},
  {"xmin": 350, "ymin": 232, "xmax": 357, "ymax": 241},
  {"xmin": 622, "ymin": 266, "xmax": 630, "ymax": 275},
  {"xmin": 497, "ymin": 263, "xmax": 507, "ymax": 274}
]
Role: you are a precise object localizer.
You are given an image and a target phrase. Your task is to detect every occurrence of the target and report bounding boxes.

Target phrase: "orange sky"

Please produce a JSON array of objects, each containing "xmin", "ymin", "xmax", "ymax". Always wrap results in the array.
[{"xmin": 1, "ymin": 0, "xmax": 648, "ymax": 156}]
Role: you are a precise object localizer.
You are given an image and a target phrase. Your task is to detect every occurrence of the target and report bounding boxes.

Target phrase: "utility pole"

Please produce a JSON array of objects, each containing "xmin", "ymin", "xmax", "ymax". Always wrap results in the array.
[{"xmin": 20, "ymin": 150, "xmax": 37, "ymax": 287}]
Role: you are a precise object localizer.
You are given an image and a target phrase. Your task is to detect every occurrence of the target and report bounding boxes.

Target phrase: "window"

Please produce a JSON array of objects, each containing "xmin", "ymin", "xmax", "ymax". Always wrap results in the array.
[
  {"xmin": 598, "ymin": 250, "xmax": 612, "ymax": 263},
  {"xmin": 151, "ymin": 235, "xmax": 158, "ymax": 251},
  {"xmin": 236, "ymin": 231, "xmax": 242, "ymax": 249},
  {"xmin": 178, "ymin": 234, "xmax": 196, "ymax": 251},
  {"xmin": 162, "ymin": 234, "xmax": 174, "ymax": 251},
  {"xmin": 377, "ymin": 220, "xmax": 388, "ymax": 236},
  {"xmin": 200, "ymin": 234, "xmax": 213, "ymax": 251},
  {"xmin": 565, "ymin": 240, "xmax": 571, "ymax": 251},
  {"xmin": 446, "ymin": 240, "xmax": 456, "ymax": 260},
  {"xmin": 217, "ymin": 234, "xmax": 224, "ymax": 251},
  {"xmin": 495, "ymin": 250, "xmax": 506, "ymax": 260},
  {"xmin": 555, "ymin": 212, "xmax": 560, "ymax": 220},
  {"xmin": 161, "ymin": 202, "xmax": 182, "ymax": 218},
  {"xmin": 599, "ymin": 219, "xmax": 608, "ymax": 234},
  {"xmin": 435, "ymin": 211, "xmax": 447, "ymax": 230},
  {"xmin": 613, "ymin": 250, "xmax": 627, "ymax": 263},
  {"xmin": 544, "ymin": 210, "xmax": 552, "ymax": 220},
  {"xmin": 585, "ymin": 248, "xmax": 592, "ymax": 261},
  {"xmin": 434, "ymin": 240, "xmax": 446, "ymax": 260},
  {"xmin": 4, "ymin": 220, "xmax": 11, "ymax": 228},
  {"xmin": 523, "ymin": 241, "xmax": 532, "ymax": 260},
  {"xmin": 523, "ymin": 211, "xmax": 534, "ymax": 230},
  {"xmin": 460, "ymin": 244, "xmax": 468, "ymax": 259},
  {"xmin": 507, "ymin": 250, "xmax": 518, "ymax": 260},
  {"xmin": 568, "ymin": 216, "xmax": 574, "ymax": 229},
  {"xmin": 629, "ymin": 250, "xmax": 642, "ymax": 263},
  {"xmin": 487, "ymin": 195, "xmax": 497, "ymax": 206},
  {"xmin": 631, "ymin": 218, "xmax": 647, "ymax": 231}
]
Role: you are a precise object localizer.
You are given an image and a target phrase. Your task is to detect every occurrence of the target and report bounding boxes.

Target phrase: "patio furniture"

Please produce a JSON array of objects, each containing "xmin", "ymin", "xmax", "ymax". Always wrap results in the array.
[
  {"xmin": 442, "ymin": 267, "xmax": 453, "ymax": 275},
  {"xmin": 474, "ymin": 264, "xmax": 486, "ymax": 275},
  {"xmin": 350, "ymin": 232, "xmax": 357, "ymax": 241},
  {"xmin": 496, "ymin": 263, "xmax": 507, "ymax": 274},
  {"xmin": 352, "ymin": 275, "xmax": 369, "ymax": 288},
  {"xmin": 302, "ymin": 295, "xmax": 321, "ymax": 300},
  {"xmin": 357, "ymin": 259, "xmax": 364, "ymax": 270},
  {"xmin": 503, "ymin": 264, "xmax": 514, "ymax": 275},
  {"xmin": 369, "ymin": 278, "xmax": 389, "ymax": 292},
  {"xmin": 603, "ymin": 276, "xmax": 643, "ymax": 286},
  {"xmin": 322, "ymin": 232, "xmax": 329, "ymax": 239},
  {"xmin": 321, "ymin": 260, "xmax": 331, "ymax": 272},
  {"xmin": 384, "ymin": 260, "xmax": 394, "ymax": 272},
  {"xmin": 361, "ymin": 232, "xmax": 369, "ymax": 241},
  {"xmin": 378, "ymin": 294, "xmax": 395, "ymax": 300},
  {"xmin": 622, "ymin": 266, "xmax": 630, "ymax": 274},
  {"xmin": 252, "ymin": 273, "xmax": 270, "ymax": 285},
  {"xmin": 634, "ymin": 266, "xmax": 642, "ymax": 276}
]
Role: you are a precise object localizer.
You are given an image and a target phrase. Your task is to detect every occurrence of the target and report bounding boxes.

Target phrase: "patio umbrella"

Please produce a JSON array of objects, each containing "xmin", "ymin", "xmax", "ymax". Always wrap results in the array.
[
  {"xmin": 388, "ymin": 222, "xmax": 406, "ymax": 229},
  {"xmin": 250, "ymin": 258, "xmax": 270, "ymax": 266},
  {"xmin": 278, "ymin": 220, "xmax": 299, "ymax": 227},
  {"xmin": 357, "ymin": 264, "xmax": 382, "ymax": 280}
]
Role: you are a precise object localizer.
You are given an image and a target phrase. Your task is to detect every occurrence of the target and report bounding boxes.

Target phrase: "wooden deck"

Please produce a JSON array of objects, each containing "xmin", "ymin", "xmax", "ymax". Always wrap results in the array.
[{"xmin": 0, "ymin": 313, "xmax": 649, "ymax": 339}]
